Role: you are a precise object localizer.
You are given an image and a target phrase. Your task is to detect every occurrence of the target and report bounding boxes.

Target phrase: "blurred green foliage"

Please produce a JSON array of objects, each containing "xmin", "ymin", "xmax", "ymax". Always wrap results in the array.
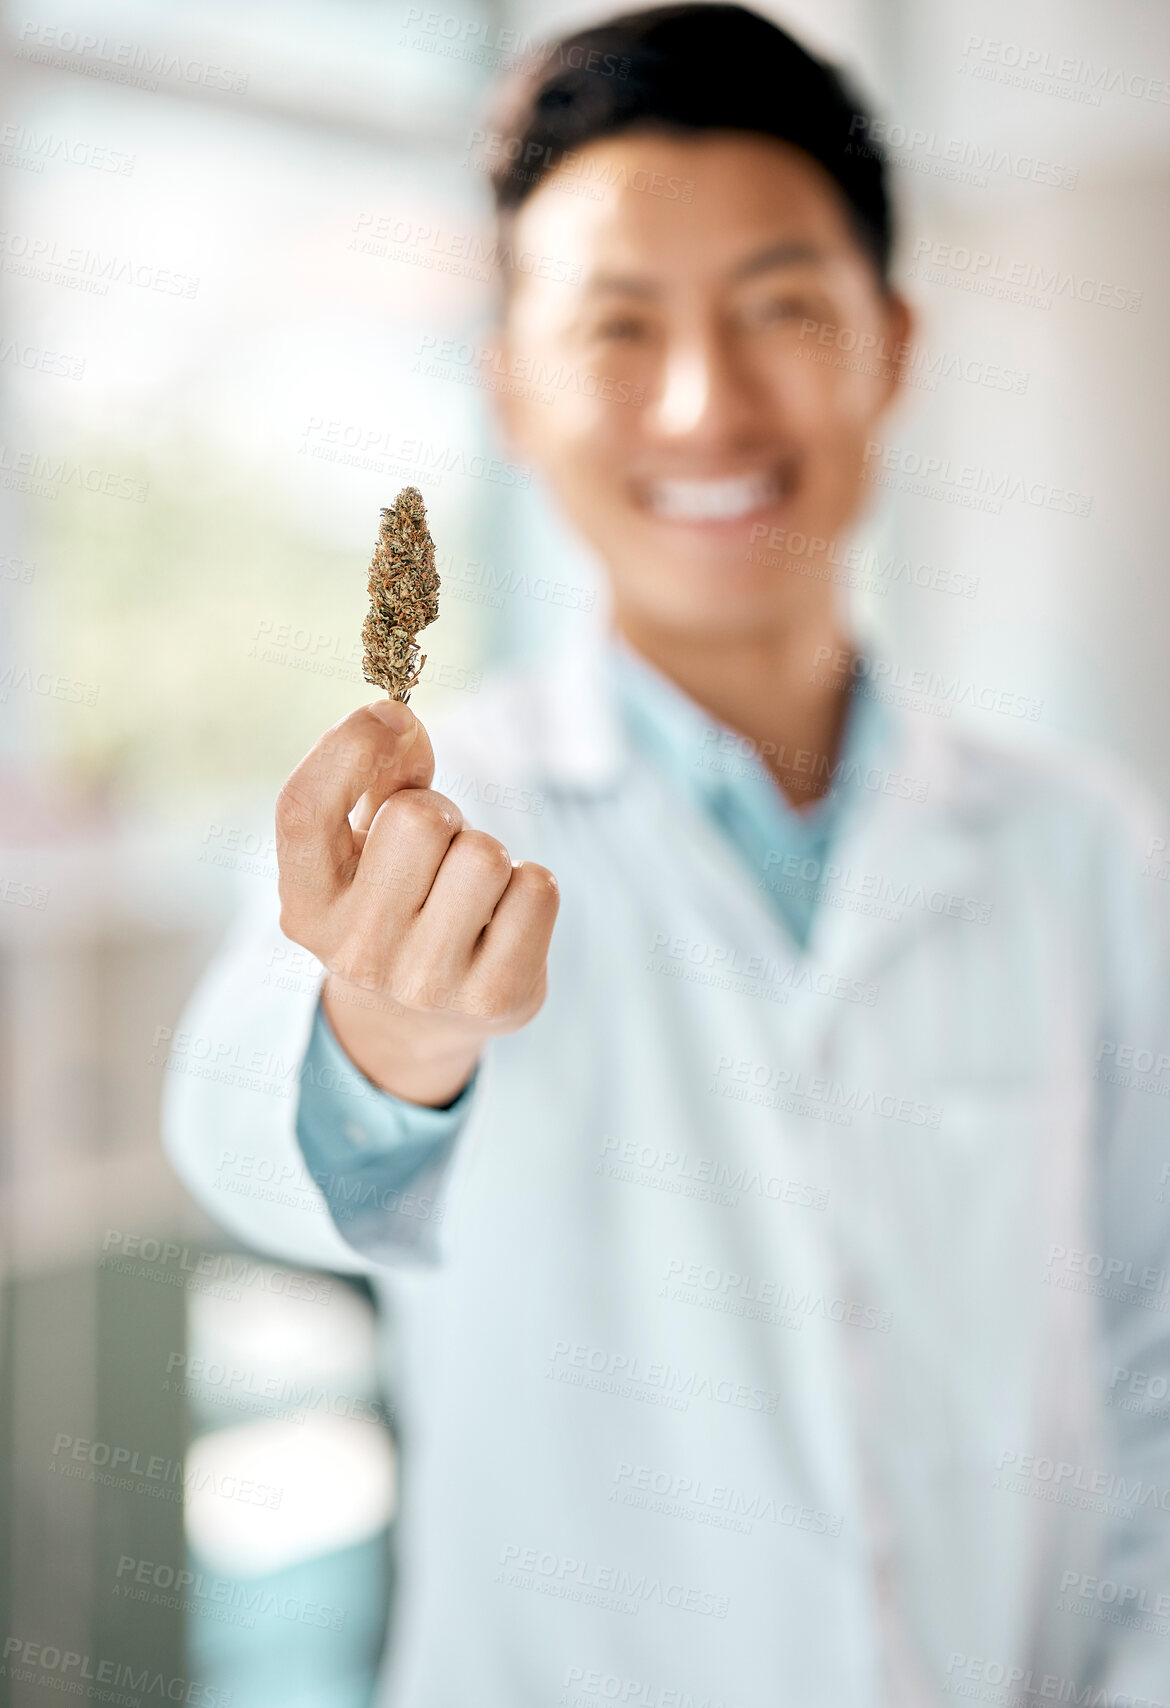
[{"xmin": 32, "ymin": 431, "xmax": 486, "ymax": 813}]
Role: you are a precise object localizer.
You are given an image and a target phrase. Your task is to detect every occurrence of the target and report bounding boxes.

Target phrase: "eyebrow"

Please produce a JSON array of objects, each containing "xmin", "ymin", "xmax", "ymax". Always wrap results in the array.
[
  {"xmin": 731, "ymin": 239, "xmax": 825, "ymax": 280},
  {"xmin": 581, "ymin": 239, "xmax": 827, "ymax": 297}
]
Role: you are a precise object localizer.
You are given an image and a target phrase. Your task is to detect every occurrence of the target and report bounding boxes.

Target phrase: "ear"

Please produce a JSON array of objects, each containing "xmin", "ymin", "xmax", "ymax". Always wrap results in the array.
[{"xmin": 877, "ymin": 291, "xmax": 914, "ymax": 409}]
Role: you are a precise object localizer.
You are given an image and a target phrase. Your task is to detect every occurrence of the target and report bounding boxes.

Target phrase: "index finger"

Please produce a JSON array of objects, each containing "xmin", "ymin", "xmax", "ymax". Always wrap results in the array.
[{"xmin": 276, "ymin": 700, "xmax": 436, "ymax": 896}]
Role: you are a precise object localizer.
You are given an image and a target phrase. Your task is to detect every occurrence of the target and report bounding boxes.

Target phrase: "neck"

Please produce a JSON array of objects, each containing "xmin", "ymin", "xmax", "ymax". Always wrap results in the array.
[{"xmin": 613, "ymin": 604, "xmax": 857, "ymax": 808}]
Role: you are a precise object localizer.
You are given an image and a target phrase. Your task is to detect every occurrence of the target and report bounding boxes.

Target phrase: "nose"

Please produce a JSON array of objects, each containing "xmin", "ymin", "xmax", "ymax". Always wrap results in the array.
[{"xmin": 650, "ymin": 323, "xmax": 767, "ymax": 448}]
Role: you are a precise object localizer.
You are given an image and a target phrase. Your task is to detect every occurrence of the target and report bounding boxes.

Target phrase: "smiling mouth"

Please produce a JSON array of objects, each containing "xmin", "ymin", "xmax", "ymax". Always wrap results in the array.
[{"xmin": 638, "ymin": 463, "xmax": 797, "ymax": 524}]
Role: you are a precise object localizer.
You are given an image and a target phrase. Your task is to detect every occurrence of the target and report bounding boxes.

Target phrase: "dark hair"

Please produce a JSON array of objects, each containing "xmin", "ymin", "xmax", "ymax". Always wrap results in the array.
[{"xmin": 484, "ymin": 3, "xmax": 892, "ymax": 287}]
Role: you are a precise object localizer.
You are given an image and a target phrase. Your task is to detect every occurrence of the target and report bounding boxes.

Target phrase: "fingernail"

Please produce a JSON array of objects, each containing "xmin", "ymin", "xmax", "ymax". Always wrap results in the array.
[{"xmin": 367, "ymin": 699, "xmax": 415, "ymax": 735}]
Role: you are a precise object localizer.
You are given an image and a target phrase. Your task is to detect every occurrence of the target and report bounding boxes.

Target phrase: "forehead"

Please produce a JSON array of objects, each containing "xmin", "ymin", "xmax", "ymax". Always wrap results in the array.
[{"xmin": 506, "ymin": 128, "xmax": 864, "ymax": 292}]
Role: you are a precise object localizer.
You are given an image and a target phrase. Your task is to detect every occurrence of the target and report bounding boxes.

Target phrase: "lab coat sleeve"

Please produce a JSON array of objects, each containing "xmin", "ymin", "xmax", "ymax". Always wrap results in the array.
[
  {"xmin": 161, "ymin": 886, "xmax": 477, "ymax": 1273},
  {"xmin": 1087, "ymin": 784, "xmax": 1170, "ymax": 1696}
]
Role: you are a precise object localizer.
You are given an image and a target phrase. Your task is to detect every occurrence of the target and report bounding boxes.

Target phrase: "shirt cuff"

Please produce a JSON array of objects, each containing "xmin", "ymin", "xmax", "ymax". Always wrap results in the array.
[{"xmin": 295, "ymin": 997, "xmax": 476, "ymax": 1193}]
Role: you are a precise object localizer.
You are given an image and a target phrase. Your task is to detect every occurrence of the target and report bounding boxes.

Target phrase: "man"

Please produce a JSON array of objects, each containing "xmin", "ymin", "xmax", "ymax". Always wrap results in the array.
[{"xmin": 165, "ymin": 7, "xmax": 1170, "ymax": 1703}]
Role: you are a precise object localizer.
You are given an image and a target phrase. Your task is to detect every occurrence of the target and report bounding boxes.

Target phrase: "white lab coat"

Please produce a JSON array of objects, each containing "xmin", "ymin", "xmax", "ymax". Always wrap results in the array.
[{"xmin": 164, "ymin": 640, "xmax": 1170, "ymax": 1708}]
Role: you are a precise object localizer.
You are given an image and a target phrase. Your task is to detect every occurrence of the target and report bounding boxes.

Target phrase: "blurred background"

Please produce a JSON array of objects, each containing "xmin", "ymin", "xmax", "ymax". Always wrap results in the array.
[{"xmin": 0, "ymin": 0, "xmax": 1167, "ymax": 1701}]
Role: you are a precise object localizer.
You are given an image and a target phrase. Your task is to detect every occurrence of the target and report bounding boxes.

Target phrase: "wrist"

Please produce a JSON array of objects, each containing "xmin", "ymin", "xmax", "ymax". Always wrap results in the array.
[{"xmin": 321, "ymin": 974, "xmax": 483, "ymax": 1106}]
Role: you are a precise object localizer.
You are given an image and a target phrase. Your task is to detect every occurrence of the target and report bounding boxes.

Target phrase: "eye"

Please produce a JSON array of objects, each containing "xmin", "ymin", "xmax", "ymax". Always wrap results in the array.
[
  {"xmin": 592, "ymin": 313, "xmax": 649, "ymax": 342},
  {"xmin": 740, "ymin": 294, "xmax": 817, "ymax": 330}
]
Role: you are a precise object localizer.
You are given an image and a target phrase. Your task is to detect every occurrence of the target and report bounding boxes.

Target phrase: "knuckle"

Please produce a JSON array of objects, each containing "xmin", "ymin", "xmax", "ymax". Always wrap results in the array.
[
  {"xmin": 389, "ymin": 788, "xmax": 459, "ymax": 839},
  {"xmin": 512, "ymin": 861, "xmax": 560, "ymax": 904},
  {"xmin": 278, "ymin": 898, "xmax": 334, "ymax": 968},
  {"xmin": 452, "ymin": 829, "xmax": 511, "ymax": 880},
  {"xmin": 516, "ymin": 966, "xmax": 549, "ymax": 1018},
  {"xmin": 277, "ymin": 898, "xmax": 308, "ymax": 946}
]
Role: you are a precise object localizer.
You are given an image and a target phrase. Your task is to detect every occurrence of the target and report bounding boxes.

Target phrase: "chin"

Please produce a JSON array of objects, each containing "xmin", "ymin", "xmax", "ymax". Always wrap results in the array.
[{"xmin": 641, "ymin": 583, "xmax": 786, "ymax": 641}]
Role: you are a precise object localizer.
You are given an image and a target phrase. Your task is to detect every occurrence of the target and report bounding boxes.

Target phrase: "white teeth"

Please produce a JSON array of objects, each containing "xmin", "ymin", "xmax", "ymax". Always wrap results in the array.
[{"xmin": 645, "ymin": 470, "xmax": 779, "ymax": 522}]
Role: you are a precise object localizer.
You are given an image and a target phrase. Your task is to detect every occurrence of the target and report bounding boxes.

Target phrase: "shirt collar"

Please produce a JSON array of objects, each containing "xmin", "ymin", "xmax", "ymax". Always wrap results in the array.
[{"xmin": 607, "ymin": 632, "xmax": 892, "ymax": 839}]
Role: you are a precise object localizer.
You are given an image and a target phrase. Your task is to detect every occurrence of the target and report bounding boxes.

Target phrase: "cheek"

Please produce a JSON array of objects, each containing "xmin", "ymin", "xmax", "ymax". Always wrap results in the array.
[
  {"xmin": 759, "ymin": 319, "xmax": 894, "ymax": 437},
  {"xmin": 800, "ymin": 353, "xmax": 886, "ymax": 426},
  {"xmin": 540, "ymin": 385, "xmax": 642, "ymax": 462}
]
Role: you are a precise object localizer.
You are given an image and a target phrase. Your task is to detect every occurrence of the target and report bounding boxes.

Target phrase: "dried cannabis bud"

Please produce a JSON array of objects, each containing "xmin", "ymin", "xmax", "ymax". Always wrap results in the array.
[{"xmin": 361, "ymin": 486, "xmax": 441, "ymax": 703}]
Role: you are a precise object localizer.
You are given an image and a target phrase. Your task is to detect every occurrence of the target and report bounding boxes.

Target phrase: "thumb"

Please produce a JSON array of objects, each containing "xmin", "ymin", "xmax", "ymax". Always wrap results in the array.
[{"xmin": 351, "ymin": 699, "xmax": 436, "ymax": 838}]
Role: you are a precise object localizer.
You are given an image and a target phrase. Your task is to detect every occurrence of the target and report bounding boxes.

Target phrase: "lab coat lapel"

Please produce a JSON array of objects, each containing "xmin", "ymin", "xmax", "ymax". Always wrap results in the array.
[
  {"xmin": 795, "ymin": 707, "xmax": 993, "ymax": 1049},
  {"xmin": 519, "ymin": 646, "xmax": 992, "ymax": 1039}
]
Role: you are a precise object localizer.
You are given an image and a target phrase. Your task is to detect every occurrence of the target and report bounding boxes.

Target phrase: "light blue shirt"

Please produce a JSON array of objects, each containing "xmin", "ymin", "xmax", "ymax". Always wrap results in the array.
[{"xmin": 295, "ymin": 645, "xmax": 888, "ymax": 1219}]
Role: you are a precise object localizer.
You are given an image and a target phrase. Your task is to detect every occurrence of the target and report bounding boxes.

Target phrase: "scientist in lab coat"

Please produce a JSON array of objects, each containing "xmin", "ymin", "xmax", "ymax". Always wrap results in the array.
[{"xmin": 165, "ymin": 7, "xmax": 1170, "ymax": 1705}]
